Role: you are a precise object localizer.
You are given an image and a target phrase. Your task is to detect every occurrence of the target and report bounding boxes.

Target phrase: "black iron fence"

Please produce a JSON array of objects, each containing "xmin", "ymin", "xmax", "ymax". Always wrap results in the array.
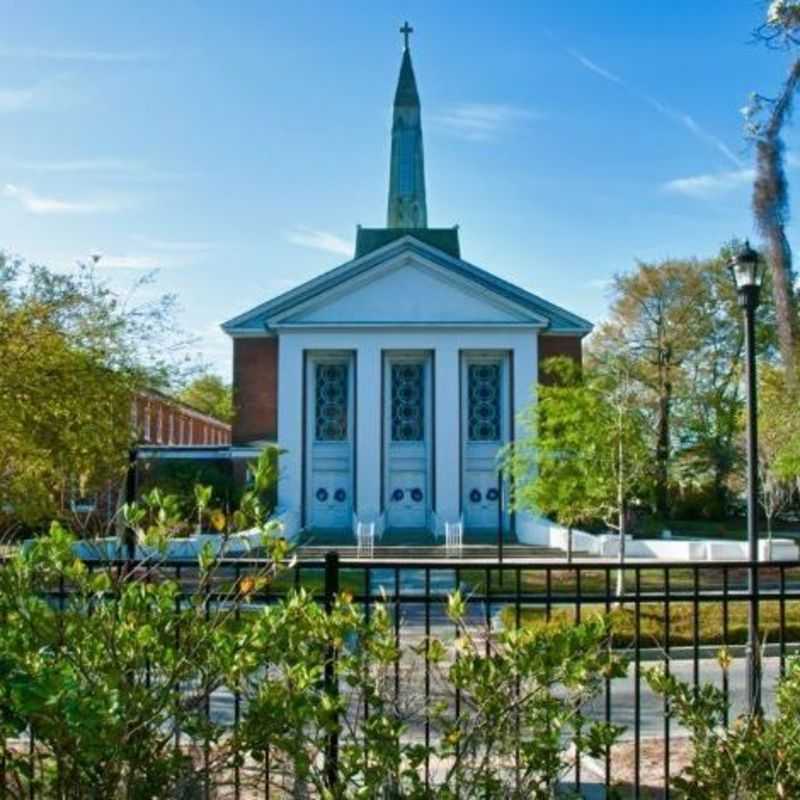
[{"xmin": 4, "ymin": 552, "xmax": 800, "ymax": 798}]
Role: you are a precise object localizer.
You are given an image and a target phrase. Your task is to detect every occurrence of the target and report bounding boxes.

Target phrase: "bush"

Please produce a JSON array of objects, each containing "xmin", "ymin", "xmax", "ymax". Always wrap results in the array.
[
  {"xmin": 0, "ymin": 453, "xmax": 627, "ymax": 798},
  {"xmin": 647, "ymin": 653, "xmax": 800, "ymax": 799},
  {"xmin": 667, "ymin": 481, "xmax": 728, "ymax": 521},
  {"xmin": 138, "ymin": 457, "xmax": 238, "ymax": 513}
]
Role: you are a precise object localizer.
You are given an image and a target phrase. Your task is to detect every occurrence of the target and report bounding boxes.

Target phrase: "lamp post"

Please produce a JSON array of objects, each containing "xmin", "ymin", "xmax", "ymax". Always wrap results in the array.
[{"xmin": 728, "ymin": 240, "xmax": 763, "ymax": 715}]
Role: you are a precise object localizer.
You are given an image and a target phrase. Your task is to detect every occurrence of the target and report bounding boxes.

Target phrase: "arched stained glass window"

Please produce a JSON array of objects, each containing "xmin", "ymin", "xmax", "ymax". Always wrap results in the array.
[
  {"xmin": 391, "ymin": 363, "xmax": 424, "ymax": 441},
  {"xmin": 315, "ymin": 363, "xmax": 348, "ymax": 441},
  {"xmin": 468, "ymin": 363, "xmax": 501, "ymax": 442}
]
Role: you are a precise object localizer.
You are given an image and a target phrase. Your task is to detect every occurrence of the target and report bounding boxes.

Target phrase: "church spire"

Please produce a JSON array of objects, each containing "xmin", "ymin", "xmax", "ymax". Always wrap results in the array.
[{"xmin": 387, "ymin": 22, "xmax": 427, "ymax": 229}]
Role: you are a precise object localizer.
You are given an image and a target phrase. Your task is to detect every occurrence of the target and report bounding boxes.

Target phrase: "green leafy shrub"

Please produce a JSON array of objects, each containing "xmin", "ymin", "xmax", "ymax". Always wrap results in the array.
[
  {"xmin": 137, "ymin": 457, "xmax": 240, "ymax": 518},
  {"xmin": 0, "ymin": 452, "xmax": 627, "ymax": 798},
  {"xmin": 0, "ymin": 523, "xmax": 255, "ymax": 797},
  {"xmin": 647, "ymin": 654, "xmax": 800, "ymax": 799},
  {"xmin": 428, "ymin": 594, "xmax": 627, "ymax": 799}
]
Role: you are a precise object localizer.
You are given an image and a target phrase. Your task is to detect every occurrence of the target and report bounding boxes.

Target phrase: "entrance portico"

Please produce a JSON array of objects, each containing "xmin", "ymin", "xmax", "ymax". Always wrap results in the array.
[{"xmin": 276, "ymin": 322, "xmax": 539, "ymax": 537}]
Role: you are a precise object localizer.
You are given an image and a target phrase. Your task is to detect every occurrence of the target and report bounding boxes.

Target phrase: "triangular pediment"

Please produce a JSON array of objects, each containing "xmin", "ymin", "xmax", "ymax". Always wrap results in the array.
[
  {"xmin": 275, "ymin": 253, "xmax": 539, "ymax": 326},
  {"xmin": 222, "ymin": 236, "xmax": 592, "ymax": 335}
]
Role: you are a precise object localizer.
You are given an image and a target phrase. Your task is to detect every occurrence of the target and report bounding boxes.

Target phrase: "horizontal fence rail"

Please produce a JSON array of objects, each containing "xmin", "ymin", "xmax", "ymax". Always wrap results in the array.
[{"xmin": 3, "ymin": 552, "xmax": 800, "ymax": 798}]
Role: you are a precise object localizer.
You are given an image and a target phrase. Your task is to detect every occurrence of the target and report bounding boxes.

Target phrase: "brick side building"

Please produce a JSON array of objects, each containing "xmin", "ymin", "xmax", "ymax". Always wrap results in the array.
[
  {"xmin": 132, "ymin": 389, "xmax": 232, "ymax": 447},
  {"xmin": 72, "ymin": 390, "xmax": 232, "ymax": 526}
]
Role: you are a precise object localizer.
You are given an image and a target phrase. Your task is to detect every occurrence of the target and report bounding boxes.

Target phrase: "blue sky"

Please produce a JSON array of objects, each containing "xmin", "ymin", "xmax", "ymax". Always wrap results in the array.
[{"xmin": 1, "ymin": 1, "xmax": 798, "ymax": 378}]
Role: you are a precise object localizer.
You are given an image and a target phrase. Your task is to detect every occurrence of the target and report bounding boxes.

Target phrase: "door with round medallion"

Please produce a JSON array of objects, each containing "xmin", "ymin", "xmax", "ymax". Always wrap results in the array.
[
  {"xmin": 306, "ymin": 353, "xmax": 354, "ymax": 530},
  {"xmin": 384, "ymin": 353, "xmax": 432, "ymax": 530},
  {"xmin": 462, "ymin": 353, "xmax": 510, "ymax": 532}
]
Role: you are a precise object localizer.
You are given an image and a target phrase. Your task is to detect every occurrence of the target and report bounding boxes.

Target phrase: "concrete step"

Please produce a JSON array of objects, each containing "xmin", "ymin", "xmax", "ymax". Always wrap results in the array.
[{"xmin": 296, "ymin": 544, "xmax": 573, "ymax": 560}]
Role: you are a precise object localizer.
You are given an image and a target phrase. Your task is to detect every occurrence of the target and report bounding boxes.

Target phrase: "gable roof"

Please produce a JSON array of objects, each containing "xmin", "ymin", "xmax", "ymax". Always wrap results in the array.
[{"xmin": 221, "ymin": 234, "xmax": 593, "ymax": 336}]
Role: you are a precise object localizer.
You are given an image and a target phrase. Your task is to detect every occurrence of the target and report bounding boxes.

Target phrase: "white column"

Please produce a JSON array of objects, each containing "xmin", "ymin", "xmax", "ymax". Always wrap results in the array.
[
  {"xmin": 277, "ymin": 334, "xmax": 304, "ymax": 519},
  {"xmin": 355, "ymin": 344, "xmax": 381, "ymax": 520},
  {"xmin": 434, "ymin": 344, "xmax": 460, "ymax": 522}
]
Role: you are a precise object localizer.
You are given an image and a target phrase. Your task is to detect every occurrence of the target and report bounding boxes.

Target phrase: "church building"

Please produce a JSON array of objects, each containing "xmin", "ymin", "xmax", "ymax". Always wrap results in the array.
[{"xmin": 222, "ymin": 25, "xmax": 591, "ymax": 542}]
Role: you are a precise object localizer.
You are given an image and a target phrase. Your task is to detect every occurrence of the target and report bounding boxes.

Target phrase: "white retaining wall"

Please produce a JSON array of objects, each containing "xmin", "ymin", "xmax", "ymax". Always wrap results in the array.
[
  {"xmin": 516, "ymin": 513, "xmax": 799, "ymax": 561},
  {"xmin": 62, "ymin": 530, "xmax": 267, "ymax": 561},
  {"xmin": 516, "ymin": 514, "xmax": 600, "ymax": 553}
]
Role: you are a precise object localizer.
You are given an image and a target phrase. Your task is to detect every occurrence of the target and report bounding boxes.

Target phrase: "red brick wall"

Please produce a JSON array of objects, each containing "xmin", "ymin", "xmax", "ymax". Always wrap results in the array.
[
  {"xmin": 537, "ymin": 335, "xmax": 583, "ymax": 385},
  {"xmin": 232, "ymin": 337, "xmax": 278, "ymax": 444}
]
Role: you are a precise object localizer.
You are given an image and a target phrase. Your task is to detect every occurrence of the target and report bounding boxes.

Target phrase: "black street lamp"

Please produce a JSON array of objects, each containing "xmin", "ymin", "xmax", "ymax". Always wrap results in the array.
[{"xmin": 728, "ymin": 239, "xmax": 764, "ymax": 715}]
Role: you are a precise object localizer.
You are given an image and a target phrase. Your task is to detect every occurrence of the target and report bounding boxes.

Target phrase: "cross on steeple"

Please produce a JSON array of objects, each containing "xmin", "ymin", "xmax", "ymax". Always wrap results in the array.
[{"xmin": 400, "ymin": 21, "xmax": 413, "ymax": 50}]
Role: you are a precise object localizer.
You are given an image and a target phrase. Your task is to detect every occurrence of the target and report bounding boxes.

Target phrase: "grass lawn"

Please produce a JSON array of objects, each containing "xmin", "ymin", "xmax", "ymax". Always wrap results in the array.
[
  {"xmin": 269, "ymin": 565, "xmax": 731, "ymax": 598},
  {"xmin": 270, "ymin": 561, "xmax": 800, "ymax": 600},
  {"xmin": 269, "ymin": 566, "xmax": 367, "ymax": 596},
  {"xmin": 461, "ymin": 564, "xmax": 767, "ymax": 596},
  {"xmin": 252, "ymin": 560, "xmax": 800, "ymax": 648},
  {"xmin": 499, "ymin": 599, "xmax": 800, "ymax": 648}
]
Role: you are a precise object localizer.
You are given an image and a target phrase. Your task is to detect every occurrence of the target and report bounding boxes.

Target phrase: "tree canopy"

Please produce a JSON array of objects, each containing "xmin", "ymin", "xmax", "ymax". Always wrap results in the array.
[
  {"xmin": 588, "ymin": 246, "xmax": 777, "ymax": 520},
  {"xmin": 177, "ymin": 373, "xmax": 233, "ymax": 423},
  {"xmin": 759, "ymin": 364, "xmax": 800, "ymax": 485},
  {"xmin": 506, "ymin": 356, "xmax": 653, "ymax": 536},
  {"xmin": 0, "ymin": 253, "xmax": 192, "ymax": 528}
]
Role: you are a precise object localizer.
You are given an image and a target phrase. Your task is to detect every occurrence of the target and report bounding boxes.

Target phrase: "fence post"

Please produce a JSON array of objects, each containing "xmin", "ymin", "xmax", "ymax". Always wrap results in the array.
[
  {"xmin": 324, "ymin": 550, "xmax": 340, "ymax": 789},
  {"xmin": 124, "ymin": 448, "xmax": 138, "ymax": 570},
  {"xmin": 497, "ymin": 471, "xmax": 504, "ymax": 588},
  {"xmin": 125, "ymin": 447, "xmax": 138, "ymax": 505}
]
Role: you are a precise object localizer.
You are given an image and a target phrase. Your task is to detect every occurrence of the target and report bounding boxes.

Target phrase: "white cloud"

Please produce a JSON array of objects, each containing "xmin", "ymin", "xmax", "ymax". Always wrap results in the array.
[
  {"xmin": 94, "ymin": 255, "xmax": 165, "ymax": 270},
  {"xmin": 12, "ymin": 157, "xmax": 142, "ymax": 173},
  {"xmin": 0, "ymin": 83, "xmax": 56, "ymax": 112},
  {"xmin": 0, "ymin": 76, "xmax": 81, "ymax": 113},
  {"xmin": 663, "ymin": 168, "xmax": 755, "ymax": 198},
  {"xmin": 0, "ymin": 86, "xmax": 39, "ymax": 112},
  {"xmin": 565, "ymin": 46, "xmax": 743, "ymax": 168},
  {"xmin": 83, "ymin": 237, "xmax": 214, "ymax": 272},
  {"xmin": 284, "ymin": 226, "xmax": 352, "ymax": 257},
  {"xmin": 433, "ymin": 103, "xmax": 546, "ymax": 141},
  {"xmin": 91, "ymin": 251, "xmax": 199, "ymax": 271},
  {"xmin": 567, "ymin": 49, "xmax": 623, "ymax": 85},
  {"xmin": 0, "ymin": 46, "xmax": 157, "ymax": 63},
  {"xmin": 7, "ymin": 157, "xmax": 186, "ymax": 182},
  {"xmin": 663, "ymin": 108, "xmax": 742, "ymax": 168},
  {"xmin": 586, "ymin": 277, "xmax": 613, "ymax": 289},
  {"xmin": 3, "ymin": 183, "xmax": 120, "ymax": 214},
  {"xmin": 92, "ymin": 241, "xmax": 214, "ymax": 270},
  {"xmin": 130, "ymin": 235, "xmax": 215, "ymax": 253}
]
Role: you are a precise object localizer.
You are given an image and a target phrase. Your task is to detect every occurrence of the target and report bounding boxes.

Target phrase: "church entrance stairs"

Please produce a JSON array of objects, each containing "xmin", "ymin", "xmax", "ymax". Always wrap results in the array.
[
  {"xmin": 294, "ymin": 527, "xmax": 581, "ymax": 560},
  {"xmin": 295, "ymin": 542, "xmax": 571, "ymax": 561}
]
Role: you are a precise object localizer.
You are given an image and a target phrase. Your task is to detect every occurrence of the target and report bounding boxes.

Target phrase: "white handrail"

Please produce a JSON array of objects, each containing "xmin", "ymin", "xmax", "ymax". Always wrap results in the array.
[
  {"xmin": 445, "ymin": 518, "xmax": 463, "ymax": 557},
  {"xmin": 356, "ymin": 521, "xmax": 375, "ymax": 559}
]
